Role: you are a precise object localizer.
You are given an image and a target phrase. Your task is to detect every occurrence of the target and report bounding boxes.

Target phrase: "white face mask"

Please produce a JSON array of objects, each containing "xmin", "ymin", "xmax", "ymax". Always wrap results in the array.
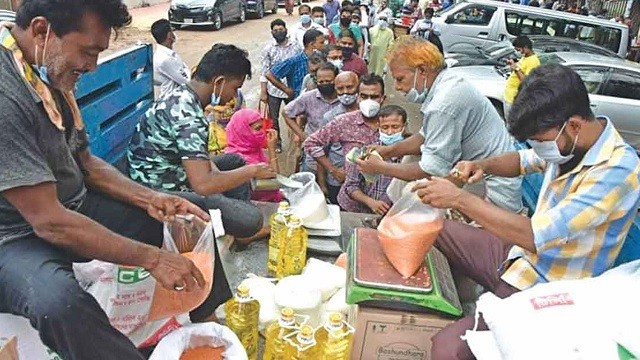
[
  {"xmin": 527, "ymin": 122, "xmax": 579, "ymax": 164},
  {"xmin": 329, "ymin": 59, "xmax": 343, "ymax": 70},
  {"xmin": 405, "ymin": 68, "xmax": 428, "ymax": 104},
  {"xmin": 359, "ymin": 98, "xmax": 381, "ymax": 118},
  {"xmin": 378, "ymin": 19, "xmax": 389, "ymax": 28}
]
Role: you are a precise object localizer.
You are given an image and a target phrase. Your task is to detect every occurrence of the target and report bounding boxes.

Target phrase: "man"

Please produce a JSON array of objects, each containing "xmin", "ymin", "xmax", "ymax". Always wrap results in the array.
[
  {"xmin": 323, "ymin": 0, "xmax": 341, "ymax": 28},
  {"xmin": 504, "ymin": 35, "xmax": 540, "ymax": 119},
  {"xmin": 415, "ymin": 64, "xmax": 640, "ymax": 359},
  {"xmin": 266, "ymin": 28, "xmax": 325, "ymax": 100},
  {"xmin": 292, "ymin": 4, "xmax": 329, "ymax": 48},
  {"xmin": 260, "ymin": 18, "xmax": 302, "ymax": 151},
  {"xmin": 128, "ymin": 44, "xmax": 276, "ymax": 242},
  {"xmin": 329, "ymin": 7, "xmax": 364, "ymax": 56},
  {"xmin": 337, "ymin": 29, "xmax": 368, "ymax": 77},
  {"xmin": 314, "ymin": 71, "xmax": 360, "ymax": 203},
  {"xmin": 312, "ymin": 6, "xmax": 327, "ymax": 26},
  {"xmin": 0, "ymin": 2, "xmax": 215, "ymax": 359},
  {"xmin": 300, "ymin": 52, "xmax": 326, "ymax": 93},
  {"xmin": 325, "ymin": 44, "xmax": 344, "ymax": 70},
  {"xmin": 357, "ymin": 37, "xmax": 522, "ymax": 212},
  {"xmin": 284, "ymin": 62, "xmax": 341, "ymax": 192},
  {"xmin": 410, "ymin": 8, "xmax": 440, "ymax": 39},
  {"xmin": 305, "ymin": 74, "xmax": 387, "ymax": 204},
  {"xmin": 151, "ymin": 19, "xmax": 190, "ymax": 95}
]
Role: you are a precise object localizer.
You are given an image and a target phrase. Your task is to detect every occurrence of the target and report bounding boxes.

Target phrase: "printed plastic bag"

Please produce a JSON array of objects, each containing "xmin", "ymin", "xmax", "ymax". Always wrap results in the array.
[
  {"xmin": 149, "ymin": 322, "xmax": 247, "ymax": 360},
  {"xmin": 377, "ymin": 190, "xmax": 444, "ymax": 278},
  {"xmin": 148, "ymin": 215, "xmax": 215, "ymax": 321}
]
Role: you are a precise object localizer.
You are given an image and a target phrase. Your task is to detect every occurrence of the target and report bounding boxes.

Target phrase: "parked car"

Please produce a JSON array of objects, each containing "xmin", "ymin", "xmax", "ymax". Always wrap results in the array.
[
  {"xmin": 277, "ymin": 0, "xmax": 301, "ymax": 7},
  {"xmin": 168, "ymin": 0, "xmax": 246, "ymax": 31},
  {"xmin": 246, "ymin": 0, "xmax": 277, "ymax": 18},
  {"xmin": 447, "ymin": 52, "xmax": 640, "ymax": 150}
]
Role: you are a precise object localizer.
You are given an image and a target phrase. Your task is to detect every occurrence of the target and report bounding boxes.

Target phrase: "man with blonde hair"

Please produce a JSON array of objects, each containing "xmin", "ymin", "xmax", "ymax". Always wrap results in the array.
[{"xmin": 358, "ymin": 36, "xmax": 522, "ymax": 212}]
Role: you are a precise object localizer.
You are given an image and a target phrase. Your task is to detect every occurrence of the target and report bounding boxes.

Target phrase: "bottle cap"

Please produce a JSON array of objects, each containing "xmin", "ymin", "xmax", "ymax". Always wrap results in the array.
[
  {"xmin": 288, "ymin": 215, "xmax": 303, "ymax": 226},
  {"xmin": 329, "ymin": 312, "xmax": 343, "ymax": 325},
  {"xmin": 299, "ymin": 325, "xmax": 314, "ymax": 338},
  {"xmin": 281, "ymin": 307, "xmax": 295, "ymax": 320},
  {"xmin": 237, "ymin": 284, "xmax": 250, "ymax": 296}
]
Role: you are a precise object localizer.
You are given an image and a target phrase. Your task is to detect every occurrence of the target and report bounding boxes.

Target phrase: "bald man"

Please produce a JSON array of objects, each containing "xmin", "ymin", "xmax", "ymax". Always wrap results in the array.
[{"xmin": 304, "ymin": 73, "xmax": 387, "ymax": 205}]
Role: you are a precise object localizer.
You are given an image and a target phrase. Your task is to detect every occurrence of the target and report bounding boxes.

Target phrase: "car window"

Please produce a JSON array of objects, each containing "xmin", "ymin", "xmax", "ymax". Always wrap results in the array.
[
  {"xmin": 570, "ymin": 66, "xmax": 609, "ymax": 94},
  {"xmin": 451, "ymin": 5, "xmax": 496, "ymax": 26},
  {"xmin": 601, "ymin": 69, "xmax": 640, "ymax": 101}
]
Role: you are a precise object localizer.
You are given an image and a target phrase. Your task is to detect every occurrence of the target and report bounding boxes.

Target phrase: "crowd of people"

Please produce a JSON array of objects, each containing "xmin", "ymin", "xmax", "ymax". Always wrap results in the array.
[{"xmin": 1, "ymin": 0, "xmax": 640, "ymax": 359}]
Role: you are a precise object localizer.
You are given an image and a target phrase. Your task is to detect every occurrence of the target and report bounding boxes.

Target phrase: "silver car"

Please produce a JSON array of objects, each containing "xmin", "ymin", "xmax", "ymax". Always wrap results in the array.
[{"xmin": 447, "ymin": 52, "xmax": 640, "ymax": 150}]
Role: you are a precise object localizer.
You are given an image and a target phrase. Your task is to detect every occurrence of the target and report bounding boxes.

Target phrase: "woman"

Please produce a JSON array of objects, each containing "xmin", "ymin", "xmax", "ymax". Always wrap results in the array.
[
  {"xmin": 368, "ymin": 15, "xmax": 394, "ymax": 76},
  {"xmin": 225, "ymin": 109, "xmax": 283, "ymax": 202}
]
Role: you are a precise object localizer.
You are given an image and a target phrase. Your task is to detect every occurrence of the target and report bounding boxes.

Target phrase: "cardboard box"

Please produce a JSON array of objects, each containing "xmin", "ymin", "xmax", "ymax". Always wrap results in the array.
[
  {"xmin": 0, "ymin": 337, "xmax": 18, "ymax": 360},
  {"xmin": 351, "ymin": 307, "xmax": 456, "ymax": 360}
]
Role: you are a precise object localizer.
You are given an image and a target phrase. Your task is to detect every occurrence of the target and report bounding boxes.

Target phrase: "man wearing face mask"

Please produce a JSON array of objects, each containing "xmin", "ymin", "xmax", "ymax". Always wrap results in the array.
[
  {"xmin": 338, "ymin": 29, "xmax": 368, "ymax": 77},
  {"xmin": 292, "ymin": 5, "xmax": 329, "ymax": 49},
  {"xmin": 129, "ymin": 44, "xmax": 276, "ymax": 242},
  {"xmin": 368, "ymin": 14, "xmax": 394, "ymax": 76},
  {"xmin": 328, "ymin": 7, "xmax": 364, "ymax": 56},
  {"xmin": 304, "ymin": 74, "xmax": 387, "ymax": 206},
  {"xmin": 260, "ymin": 19, "xmax": 302, "ymax": 152},
  {"xmin": 357, "ymin": 37, "xmax": 523, "ymax": 213},
  {"xmin": 412, "ymin": 64, "xmax": 640, "ymax": 360},
  {"xmin": 151, "ymin": 19, "xmax": 190, "ymax": 96}
]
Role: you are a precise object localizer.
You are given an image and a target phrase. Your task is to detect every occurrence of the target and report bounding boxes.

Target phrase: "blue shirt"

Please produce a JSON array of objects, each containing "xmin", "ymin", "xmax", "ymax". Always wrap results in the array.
[
  {"xmin": 270, "ymin": 52, "xmax": 309, "ymax": 98},
  {"xmin": 323, "ymin": 1, "xmax": 341, "ymax": 26}
]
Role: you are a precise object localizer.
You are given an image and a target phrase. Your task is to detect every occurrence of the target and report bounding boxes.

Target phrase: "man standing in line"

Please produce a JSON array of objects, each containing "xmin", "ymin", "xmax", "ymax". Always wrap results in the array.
[
  {"xmin": 260, "ymin": 19, "xmax": 301, "ymax": 152},
  {"xmin": 151, "ymin": 19, "xmax": 190, "ymax": 95},
  {"xmin": 329, "ymin": 6, "xmax": 364, "ymax": 56},
  {"xmin": 503, "ymin": 35, "xmax": 540, "ymax": 119},
  {"xmin": 292, "ymin": 4, "xmax": 329, "ymax": 48},
  {"xmin": 323, "ymin": 0, "xmax": 341, "ymax": 28}
]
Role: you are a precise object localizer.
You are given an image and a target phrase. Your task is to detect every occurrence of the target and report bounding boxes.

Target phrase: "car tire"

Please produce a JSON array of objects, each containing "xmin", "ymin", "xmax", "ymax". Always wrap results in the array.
[
  {"xmin": 272, "ymin": 2, "xmax": 278, "ymax": 13},
  {"xmin": 237, "ymin": 5, "xmax": 246, "ymax": 22},
  {"xmin": 212, "ymin": 12, "xmax": 223, "ymax": 30},
  {"xmin": 256, "ymin": 2, "xmax": 265, "ymax": 18}
]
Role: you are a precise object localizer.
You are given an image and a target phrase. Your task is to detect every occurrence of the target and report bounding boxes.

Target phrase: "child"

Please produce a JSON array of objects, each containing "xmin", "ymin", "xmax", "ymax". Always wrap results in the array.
[
  {"xmin": 225, "ymin": 109, "xmax": 283, "ymax": 202},
  {"xmin": 338, "ymin": 105, "xmax": 408, "ymax": 214}
]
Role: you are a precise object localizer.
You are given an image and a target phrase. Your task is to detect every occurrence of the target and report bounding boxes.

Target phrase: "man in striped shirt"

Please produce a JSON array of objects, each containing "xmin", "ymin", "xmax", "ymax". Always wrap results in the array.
[{"xmin": 414, "ymin": 63, "xmax": 640, "ymax": 359}]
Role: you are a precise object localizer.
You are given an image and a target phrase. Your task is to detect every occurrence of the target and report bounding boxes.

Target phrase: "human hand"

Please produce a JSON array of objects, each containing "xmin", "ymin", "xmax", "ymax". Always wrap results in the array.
[
  {"xmin": 366, "ymin": 144, "xmax": 390, "ymax": 159},
  {"xmin": 146, "ymin": 249, "xmax": 205, "ymax": 292},
  {"xmin": 260, "ymin": 90, "xmax": 268, "ymax": 103},
  {"xmin": 319, "ymin": 182, "xmax": 329, "ymax": 195},
  {"xmin": 330, "ymin": 168, "xmax": 347, "ymax": 183},
  {"xmin": 367, "ymin": 199, "xmax": 390, "ymax": 215},
  {"xmin": 147, "ymin": 192, "xmax": 210, "ymax": 223},
  {"xmin": 356, "ymin": 155, "xmax": 384, "ymax": 175},
  {"xmin": 284, "ymin": 87, "xmax": 295, "ymax": 99},
  {"xmin": 252, "ymin": 163, "xmax": 277, "ymax": 179},
  {"xmin": 412, "ymin": 177, "xmax": 465, "ymax": 209},
  {"xmin": 450, "ymin": 160, "xmax": 485, "ymax": 184},
  {"xmin": 266, "ymin": 129, "xmax": 278, "ymax": 149}
]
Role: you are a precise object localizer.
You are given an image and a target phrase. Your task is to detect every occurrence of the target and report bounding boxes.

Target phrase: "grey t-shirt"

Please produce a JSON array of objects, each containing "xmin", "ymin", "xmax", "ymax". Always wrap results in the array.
[{"xmin": 0, "ymin": 47, "xmax": 87, "ymax": 244}]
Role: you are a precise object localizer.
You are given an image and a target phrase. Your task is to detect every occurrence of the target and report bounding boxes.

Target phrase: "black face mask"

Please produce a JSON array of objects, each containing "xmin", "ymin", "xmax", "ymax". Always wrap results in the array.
[
  {"xmin": 341, "ymin": 46, "xmax": 355, "ymax": 58},
  {"xmin": 310, "ymin": 74, "xmax": 318, "ymax": 84},
  {"xmin": 273, "ymin": 31, "xmax": 287, "ymax": 43},
  {"xmin": 317, "ymin": 83, "xmax": 335, "ymax": 96},
  {"xmin": 340, "ymin": 17, "xmax": 351, "ymax": 27}
]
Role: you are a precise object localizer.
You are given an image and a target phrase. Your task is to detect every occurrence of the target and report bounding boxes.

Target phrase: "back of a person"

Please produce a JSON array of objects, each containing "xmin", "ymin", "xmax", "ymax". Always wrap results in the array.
[{"xmin": 430, "ymin": 69, "xmax": 523, "ymax": 211}]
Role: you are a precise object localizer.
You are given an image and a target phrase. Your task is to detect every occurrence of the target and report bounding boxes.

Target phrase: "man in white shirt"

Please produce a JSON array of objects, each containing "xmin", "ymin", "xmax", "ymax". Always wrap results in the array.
[
  {"xmin": 292, "ymin": 4, "xmax": 329, "ymax": 48},
  {"xmin": 151, "ymin": 19, "xmax": 190, "ymax": 95}
]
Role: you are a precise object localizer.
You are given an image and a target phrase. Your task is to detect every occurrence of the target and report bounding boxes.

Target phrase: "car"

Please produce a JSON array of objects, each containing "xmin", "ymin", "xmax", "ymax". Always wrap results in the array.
[
  {"xmin": 529, "ymin": 35, "xmax": 622, "ymax": 59},
  {"xmin": 246, "ymin": 0, "xmax": 277, "ymax": 18},
  {"xmin": 446, "ymin": 52, "xmax": 640, "ymax": 150},
  {"xmin": 168, "ymin": 0, "xmax": 246, "ymax": 31},
  {"xmin": 276, "ymin": 0, "xmax": 302, "ymax": 7}
]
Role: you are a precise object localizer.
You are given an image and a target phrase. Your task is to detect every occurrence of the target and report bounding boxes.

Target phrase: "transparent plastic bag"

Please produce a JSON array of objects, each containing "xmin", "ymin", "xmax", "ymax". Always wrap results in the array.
[
  {"xmin": 147, "ymin": 215, "xmax": 215, "ymax": 322},
  {"xmin": 377, "ymin": 190, "xmax": 445, "ymax": 278},
  {"xmin": 281, "ymin": 172, "xmax": 329, "ymax": 226}
]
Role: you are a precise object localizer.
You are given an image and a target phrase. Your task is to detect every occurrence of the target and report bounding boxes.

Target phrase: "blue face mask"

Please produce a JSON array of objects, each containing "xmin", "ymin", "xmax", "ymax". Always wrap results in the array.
[
  {"xmin": 300, "ymin": 14, "xmax": 312, "ymax": 24},
  {"xmin": 33, "ymin": 24, "xmax": 52, "ymax": 85},
  {"xmin": 379, "ymin": 130, "xmax": 404, "ymax": 145},
  {"xmin": 527, "ymin": 122, "xmax": 578, "ymax": 164},
  {"xmin": 405, "ymin": 68, "xmax": 429, "ymax": 104},
  {"xmin": 210, "ymin": 78, "xmax": 226, "ymax": 106}
]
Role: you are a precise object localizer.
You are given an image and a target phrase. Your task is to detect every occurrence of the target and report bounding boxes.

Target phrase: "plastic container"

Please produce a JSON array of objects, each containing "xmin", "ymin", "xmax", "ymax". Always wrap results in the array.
[
  {"xmin": 275, "ymin": 216, "xmax": 308, "ymax": 279},
  {"xmin": 268, "ymin": 201, "xmax": 291, "ymax": 274},
  {"xmin": 264, "ymin": 308, "xmax": 299, "ymax": 360},
  {"xmin": 224, "ymin": 284, "xmax": 260, "ymax": 360},
  {"xmin": 283, "ymin": 325, "xmax": 321, "ymax": 359},
  {"xmin": 315, "ymin": 312, "xmax": 355, "ymax": 360}
]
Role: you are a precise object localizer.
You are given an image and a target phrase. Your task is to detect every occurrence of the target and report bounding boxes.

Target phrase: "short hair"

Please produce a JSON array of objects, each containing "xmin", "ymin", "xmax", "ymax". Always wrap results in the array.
[
  {"xmin": 308, "ymin": 52, "xmax": 327, "ymax": 65},
  {"xmin": 324, "ymin": 44, "xmax": 342, "ymax": 55},
  {"xmin": 299, "ymin": 4, "xmax": 311, "ymax": 13},
  {"xmin": 508, "ymin": 64, "xmax": 593, "ymax": 141},
  {"xmin": 342, "ymin": 1, "xmax": 353, "ymax": 7},
  {"xmin": 340, "ymin": 6, "xmax": 354, "ymax": 15},
  {"xmin": 311, "ymin": 6, "xmax": 325, "ymax": 14},
  {"xmin": 387, "ymin": 36, "xmax": 445, "ymax": 71},
  {"xmin": 15, "ymin": 0, "xmax": 131, "ymax": 37},
  {"xmin": 302, "ymin": 28, "xmax": 324, "ymax": 47},
  {"xmin": 360, "ymin": 73, "xmax": 385, "ymax": 95},
  {"xmin": 338, "ymin": 28, "xmax": 357, "ymax": 42},
  {"xmin": 379, "ymin": 105, "xmax": 407, "ymax": 123},
  {"xmin": 424, "ymin": 7, "xmax": 435, "ymax": 16},
  {"xmin": 194, "ymin": 44, "xmax": 252, "ymax": 82},
  {"xmin": 512, "ymin": 35, "xmax": 533, "ymax": 49},
  {"xmin": 151, "ymin": 19, "xmax": 171, "ymax": 44},
  {"xmin": 270, "ymin": 18, "xmax": 286, "ymax": 30},
  {"xmin": 317, "ymin": 62, "xmax": 339, "ymax": 77}
]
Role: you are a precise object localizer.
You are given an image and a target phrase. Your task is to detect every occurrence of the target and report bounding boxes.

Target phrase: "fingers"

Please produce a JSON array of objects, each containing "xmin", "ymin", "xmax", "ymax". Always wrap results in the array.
[
  {"xmin": 191, "ymin": 265, "xmax": 206, "ymax": 288},
  {"xmin": 183, "ymin": 200, "xmax": 210, "ymax": 222},
  {"xmin": 468, "ymin": 171, "xmax": 484, "ymax": 184},
  {"xmin": 162, "ymin": 199, "xmax": 177, "ymax": 222}
]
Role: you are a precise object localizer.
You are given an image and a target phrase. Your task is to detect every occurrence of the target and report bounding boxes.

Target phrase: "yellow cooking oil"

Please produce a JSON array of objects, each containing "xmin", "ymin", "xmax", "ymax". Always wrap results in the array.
[
  {"xmin": 283, "ymin": 324, "xmax": 321, "ymax": 359},
  {"xmin": 224, "ymin": 284, "xmax": 260, "ymax": 360},
  {"xmin": 268, "ymin": 201, "xmax": 291, "ymax": 274},
  {"xmin": 264, "ymin": 307, "xmax": 300, "ymax": 359},
  {"xmin": 275, "ymin": 215, "xmax": 308, "ymax": 279},
  {"xmin": 316, "ymin": 312, "xmax": 355, "ymax": 360}
]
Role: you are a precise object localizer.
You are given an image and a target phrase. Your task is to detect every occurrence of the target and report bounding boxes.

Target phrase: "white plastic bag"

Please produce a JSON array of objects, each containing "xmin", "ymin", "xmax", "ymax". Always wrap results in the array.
[
  {"xmin": 281, "ymin": 172, "xmax": 329, "ymax": 226},
  {"xmin": 239, "ymin": 274, "xmax": 279, "ymax": 331},
  {"xmin": 274, "ymin": 275, "xmax": 323, "ymax": 327},
  {"xmin": 301, "ymin": 258, "xmax": 346, "ymax": 301},
  {"xmin": 377, "ymin": 190, "xmax": 445, "ymax": 278},
  {"xmin": 149, "ymin": 322, "xmax": 247, "ymax": 360}
]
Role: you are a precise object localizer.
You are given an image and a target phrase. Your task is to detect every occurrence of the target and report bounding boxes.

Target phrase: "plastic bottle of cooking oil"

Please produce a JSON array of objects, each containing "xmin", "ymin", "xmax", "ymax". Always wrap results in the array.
[
  {"xmin": 224, "ymin": 284, "xmax": 260, "ymax": 360},
  {"xmin": 275, "ymin": 215, "xmax": 308, "ymax": 279},
  {"xmin": 284, "ymin": 324, "xmax": 320, "ymax": 359},
  {"xmin": 316, "ymin": 312, "xmax": 355, "ymax": 360},
  {"xmin": 264, "ymin": 307, "xmax": 300, "ymax": 359},
  {"xmin": 268, "ymin": 201, "xmax": 291, "ymax": 274}
]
